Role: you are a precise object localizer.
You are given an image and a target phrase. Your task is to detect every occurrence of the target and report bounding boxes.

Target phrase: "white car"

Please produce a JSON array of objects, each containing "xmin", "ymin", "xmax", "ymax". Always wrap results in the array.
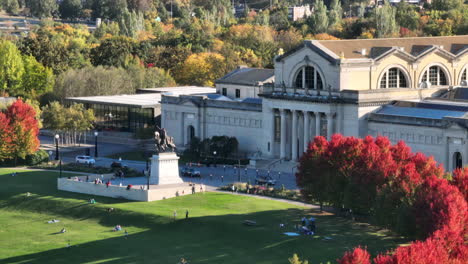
[{"xmin": 75, "ymin": 155, "xmax": 96, "ymax": 165}]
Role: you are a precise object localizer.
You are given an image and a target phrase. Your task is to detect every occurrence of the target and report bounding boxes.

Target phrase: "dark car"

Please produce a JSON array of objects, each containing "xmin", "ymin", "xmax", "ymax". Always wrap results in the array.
[
  {"xmin": 255, "ymin": 175, "xmax": 276, "ymax": 186},
  {"xmin": 111, "ymin": 161, "xmax": 128, "ymax": 169},
  {"xmin": 180, "ymin": 167, "xmax": 201, "ymax": 177}
]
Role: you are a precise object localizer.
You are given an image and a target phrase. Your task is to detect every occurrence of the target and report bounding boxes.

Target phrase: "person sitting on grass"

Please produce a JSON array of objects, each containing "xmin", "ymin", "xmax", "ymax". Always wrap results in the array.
[
  {"xmin": 60, "ymin": 228, "xmax": 66, "ymax": 233},
  {"xmin": 113, "ymin": 225, "xmax": 122, "ymax": 231}
]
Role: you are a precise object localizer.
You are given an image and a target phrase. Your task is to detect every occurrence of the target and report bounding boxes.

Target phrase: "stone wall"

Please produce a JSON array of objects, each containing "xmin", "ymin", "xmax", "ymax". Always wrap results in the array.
[
  {"xmin": 58, "ymin": 178, "xmax": 148, "ymax": 201},
  {"xmin": 57, "ymin": 178, "xmax": 199, "ymax": 202}
]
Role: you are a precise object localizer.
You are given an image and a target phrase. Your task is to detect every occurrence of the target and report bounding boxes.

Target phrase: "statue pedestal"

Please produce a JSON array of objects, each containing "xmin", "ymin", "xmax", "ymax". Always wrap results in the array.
[{"xmin": 149, "ymin": 152, "xmax": 183, "ymax": 185}]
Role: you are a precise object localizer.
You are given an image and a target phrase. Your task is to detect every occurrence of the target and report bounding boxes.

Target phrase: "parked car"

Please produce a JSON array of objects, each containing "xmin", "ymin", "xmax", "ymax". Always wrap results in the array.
[
  {"xmin": 111, "ymin": 161, "xmax": 128, "ymax": 169},
  {"xmin": 180, "ymin": 167, "xmax": 201, "ymax": 177},
  {"xmin": 75, "ymin": 155, "xmax": 96, "ymax": 165},
  {"xmin": 255, "ymin": 175, "xmax": 276, "ymax": 186}
]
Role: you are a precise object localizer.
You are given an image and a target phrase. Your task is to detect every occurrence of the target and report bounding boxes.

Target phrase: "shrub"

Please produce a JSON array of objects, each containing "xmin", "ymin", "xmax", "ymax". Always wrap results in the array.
[{"xmin": 25, "ymin": 149, "xmax": 49, "ymax": 165}]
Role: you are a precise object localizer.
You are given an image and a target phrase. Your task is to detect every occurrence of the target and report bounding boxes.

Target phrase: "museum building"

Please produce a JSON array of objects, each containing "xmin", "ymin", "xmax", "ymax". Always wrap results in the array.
[{"xmin": 161, "ymin": 35, "xmax": 468, "ymax": 171}]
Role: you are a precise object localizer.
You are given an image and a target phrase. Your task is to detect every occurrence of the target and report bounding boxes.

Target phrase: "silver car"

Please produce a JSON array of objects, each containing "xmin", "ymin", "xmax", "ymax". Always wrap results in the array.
[{"xmin": 75, "ymin": 155, "xmax": 96, "ymax": 165}]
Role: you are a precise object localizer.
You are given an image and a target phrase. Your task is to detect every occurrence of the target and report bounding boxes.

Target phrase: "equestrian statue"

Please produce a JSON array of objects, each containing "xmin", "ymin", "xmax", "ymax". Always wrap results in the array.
[{"xmin": 154, "ymin": 126, "xmax": 176, "ymax": 153}]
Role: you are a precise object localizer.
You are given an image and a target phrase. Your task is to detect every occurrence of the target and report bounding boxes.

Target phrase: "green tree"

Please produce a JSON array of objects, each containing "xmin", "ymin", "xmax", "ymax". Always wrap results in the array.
[
  {"xmin": 431, "ymin": 0, "xmax": 463, "ymax": 11},
  {"xmin": 59, "ymin": 0, "xmax": 82, "ymax": 20},
  {"xmin": 328, "ymin": 0, "xmax": 343, "ymax": 28},
  {"xmin": 19, "ymin": 31, "xmax": 70, "ymax": 74},
  {"xmin": 42, "ymin": 102, "xmax": 95, "ymax": 146},
  {"xmin": 395, "ymin": 1, "xmax": 420, "ymax": 30},
  {"xmin": 0, "ymin": 40, "xmax": 24, "ymax": 96},
  {"xmin": 308, "ymin": 0, "xmax": 329, "ymax": 34},
  {"xmin": 20, "ymin": 55, "xmax": 54, "ymax": 100},
  {"xmin": 90, "ymin": 36, "xmax": 136, "ymax": 68},
  {"xmin": 2, "ymin": 0, "xmax": 19, "ymax": 14},
  {"xmin": 118, "ymin": 8, "xmax": 144, "ymax": 38},
  {"xmin": 93, "ymin": 22, "xmax": 120, "ymax": 39},
  {"xmin": 26, "ymin": 0, "xmax": 58, "ymax": 18},
  {"xmin": 375, "ymin": 2, "xmax": 398, "ymax": 38}
]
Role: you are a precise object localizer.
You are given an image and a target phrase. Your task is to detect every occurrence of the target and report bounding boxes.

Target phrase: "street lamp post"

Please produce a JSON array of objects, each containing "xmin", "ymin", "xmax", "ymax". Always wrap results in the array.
[
  {"xmin": 94, "ymin": 131, "xmax": 99, "ymax": 158},
  {"xmin": 147, "ymin": 163, "xmax": 150, "ymax": 191},
  {"xmin": 55, "ymin": 134, "xmax": 62, "ymax": 178},
  {"xmin": 54, "ymin": 134, "xmax": 59, "ymax": 160},
  {"xmin": 212, "ymin": 151, "xmax": 217, "ymax": 167}
]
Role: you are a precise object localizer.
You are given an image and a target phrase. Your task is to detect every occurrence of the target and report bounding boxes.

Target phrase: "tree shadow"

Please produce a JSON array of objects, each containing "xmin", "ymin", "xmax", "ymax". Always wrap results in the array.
[
  {"xmin": 0, "ymin": 170, "xmax": 407, "ymax": 263},
  {"xmin": 0, "ymin": 206, "xmax": 407, "ymax": 264}
]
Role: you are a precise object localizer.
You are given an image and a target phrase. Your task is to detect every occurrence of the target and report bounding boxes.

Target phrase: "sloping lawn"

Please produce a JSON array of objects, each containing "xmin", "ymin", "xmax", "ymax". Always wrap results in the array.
[{"xmin": 0, "ymin": 168, "xmax": 406, "ymax": 264}]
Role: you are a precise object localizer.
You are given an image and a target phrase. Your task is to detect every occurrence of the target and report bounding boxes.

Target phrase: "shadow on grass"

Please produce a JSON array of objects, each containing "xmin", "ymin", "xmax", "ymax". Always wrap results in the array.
[
  {"xmin": 0, "ymin": 170, "xmax": 407, "ymax": 264},
  {"xmin": 0, "ymin": 206, "xmax": 407, "ymax": 264}
]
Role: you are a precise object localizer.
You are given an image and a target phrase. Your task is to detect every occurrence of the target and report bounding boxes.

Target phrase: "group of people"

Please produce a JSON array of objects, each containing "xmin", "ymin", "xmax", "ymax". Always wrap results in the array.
[{"xmin": 297, "ymin": 217, "xmax": 316, "ymax": 235}]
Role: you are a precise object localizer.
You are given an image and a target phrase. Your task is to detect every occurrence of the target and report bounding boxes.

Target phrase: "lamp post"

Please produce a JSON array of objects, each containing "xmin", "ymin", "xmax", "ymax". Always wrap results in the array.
[
  {"xmin": 147, "ymin": 164, "xmax": 150, "ymax": 191},
  {"xmin": 94, "ymin": 131, "xmax": 98, "ymax": 158},
  {"xmin": 213, "ymin": 151, "xmax": 217, "ymax": 167},
  {"xmin": 55, "ymin": 134, "xmax": 62, "ymax": 178},
  {"xmin": 54, "ymin": 134, "xmax": 59, "ymax": 160}
]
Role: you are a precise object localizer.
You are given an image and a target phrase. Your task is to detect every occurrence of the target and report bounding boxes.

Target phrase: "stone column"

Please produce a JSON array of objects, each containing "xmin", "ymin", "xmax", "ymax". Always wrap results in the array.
[
  {"xmin": 303, "ymin": 111, "xmax": 310, "ymax": 152},
  {"xmin": 180, "ymin": 112, "xmax": 185, "ymax": 146},
  {"xmin": 292, "ymin": 110, "xmax": 298, "ymax": 161},
  {"xmin": 280, "ymin": 109, "xmax": 287, "ymax": 159},
  {"xmin": 327, "ymin": 112, "xmax": 334, "ymax": 140},
  {"xmin": 315, "ymin": 112, "xmax": 321, "ymax": 137}
]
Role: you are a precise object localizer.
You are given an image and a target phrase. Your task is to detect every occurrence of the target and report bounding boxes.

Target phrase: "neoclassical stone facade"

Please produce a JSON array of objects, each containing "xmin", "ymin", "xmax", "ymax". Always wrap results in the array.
[{"xmin": 162, "ymin": 35, "xmax": 468, "ymax": 170}]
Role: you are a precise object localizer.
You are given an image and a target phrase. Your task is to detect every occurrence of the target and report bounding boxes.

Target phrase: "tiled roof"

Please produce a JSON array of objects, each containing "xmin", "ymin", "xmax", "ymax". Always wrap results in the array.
[
  {"xmin": 216, "ymin": 66, "xmax": 274, "ymax": 86},
  {"xmin": 317, "ymin": 35, "xmax": 468, "ymax": 59}
]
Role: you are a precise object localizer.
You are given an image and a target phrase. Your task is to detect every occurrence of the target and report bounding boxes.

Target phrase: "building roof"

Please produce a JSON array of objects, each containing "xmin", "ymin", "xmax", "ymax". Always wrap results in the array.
[
  {"xmin": 372, "ymin": 100, "xmax": 468, "ymax": 120},
  {"xmin": 206, "ymin": 94, "xmax": 233, "ymax": 101},
  {"xmin": 137, "ymin": 86, "xmax": 216, "ymax": 95},
  {"xmin": 216, "ymin": 66, "xmax": 275, "ymax": 86},
  {"xmin": 66, "ymin": 94, "xmax": 162, "ymax": 108},
  {"xmin": 375, "ymin": 105, "xmax": 466, "ymax": 120},
  {"xmin": 317, "ymin": 35, "xmax": 468, "ymax": 59}
]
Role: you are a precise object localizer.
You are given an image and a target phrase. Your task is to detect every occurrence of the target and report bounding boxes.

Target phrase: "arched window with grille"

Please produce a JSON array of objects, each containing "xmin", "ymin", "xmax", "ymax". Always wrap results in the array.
[
  {"xmin": 460, "ymin": 68, "xmax": 467, "ymax": 85},
  {"xmin": 421, "ymin": 65, "xmax": 448, "ymax": 86},
  {"xmin": 379, "ymin": 67, "xmax": 409, "ymax": 88},
  {"xmin": 294, "ymin": 66, "xmax": 324, "ymax": 90}
]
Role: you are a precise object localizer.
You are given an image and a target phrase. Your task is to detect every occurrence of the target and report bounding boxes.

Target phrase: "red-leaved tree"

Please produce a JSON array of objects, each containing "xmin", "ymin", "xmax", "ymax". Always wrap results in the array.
[
  {"xmin": 452, "ymin": 168, "xmax": 468, "ymax": 201},
  {"xmin": 1, "ymin": 99, "xmax": 40, "ymax": 164}
]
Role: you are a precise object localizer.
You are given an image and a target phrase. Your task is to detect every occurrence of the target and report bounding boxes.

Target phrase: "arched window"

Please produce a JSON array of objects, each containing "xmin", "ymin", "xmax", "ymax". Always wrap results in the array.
[
  {"xmin": 460, "ymin": 68, "xmax": 467, "ymax": 85},
  {"xmin": 379, "ymin": 67, "xmax": 409, "ymax": 88},
  {"xmin": 294, "ymin": 66, "xmax": 324, "ymax": 90},
  {"xmin": 421, "ymin": 66, "xmax": 448, "ymax": 86}
]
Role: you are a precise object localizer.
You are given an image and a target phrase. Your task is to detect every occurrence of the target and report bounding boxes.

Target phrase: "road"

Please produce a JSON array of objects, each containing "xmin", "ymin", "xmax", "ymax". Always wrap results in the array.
[{"xmin": 39, "ymin": 135, "xmax": 299, "ymax": 189}]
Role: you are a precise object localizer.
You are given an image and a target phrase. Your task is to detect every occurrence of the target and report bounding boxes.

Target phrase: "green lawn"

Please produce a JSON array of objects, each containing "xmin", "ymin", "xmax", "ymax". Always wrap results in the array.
[
  {"xmin": 107, "ymin": 151, "xmax": 149, "ymax": 162},
  {"xmin": 0, "ymin": 168, "xmax": 406, "ymax": 264}
]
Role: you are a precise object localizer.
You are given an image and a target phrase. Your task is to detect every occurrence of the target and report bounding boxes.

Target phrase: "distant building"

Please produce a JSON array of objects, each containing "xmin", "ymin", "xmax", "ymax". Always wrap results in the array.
[
  {"xmin": 162, "ymin": 35, "xmax": 468, "ymax": 171},
  {"xmin": 66, "ymin": 87, "xmax": 216, "ymax": 133},
  {"xmin": 215, "ymin": 66, "xmax": 274, "ymax": 99},
  {"xmin": 288, "ymin": 5, "xmax": 312, "ymax": 21}
]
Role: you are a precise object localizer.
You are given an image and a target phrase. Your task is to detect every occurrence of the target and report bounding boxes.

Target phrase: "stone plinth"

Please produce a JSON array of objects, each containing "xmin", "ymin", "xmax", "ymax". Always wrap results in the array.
[{"xmin": 150, "ymin": 152, "xmax": 183, "ymax": 185}]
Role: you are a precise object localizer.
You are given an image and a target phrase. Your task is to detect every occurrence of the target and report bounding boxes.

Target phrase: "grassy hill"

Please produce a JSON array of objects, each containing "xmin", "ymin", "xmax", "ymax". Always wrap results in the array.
[{"xmin": 0, "ymin": 168, "xmax": 406, "ymax": 263}]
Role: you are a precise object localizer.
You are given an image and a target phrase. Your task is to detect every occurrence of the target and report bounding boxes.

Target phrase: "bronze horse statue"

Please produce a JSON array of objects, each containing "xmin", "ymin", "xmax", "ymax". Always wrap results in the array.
[{"xmin": 154, "ymin": 126, "xmax": 176, "ymax": 153}]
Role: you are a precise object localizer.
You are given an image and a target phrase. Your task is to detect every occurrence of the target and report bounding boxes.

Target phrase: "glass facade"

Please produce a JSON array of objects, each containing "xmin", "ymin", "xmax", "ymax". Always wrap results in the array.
[{"xmin": 85, "ymin": 103, "xmax": 155, "ymax": 132}]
